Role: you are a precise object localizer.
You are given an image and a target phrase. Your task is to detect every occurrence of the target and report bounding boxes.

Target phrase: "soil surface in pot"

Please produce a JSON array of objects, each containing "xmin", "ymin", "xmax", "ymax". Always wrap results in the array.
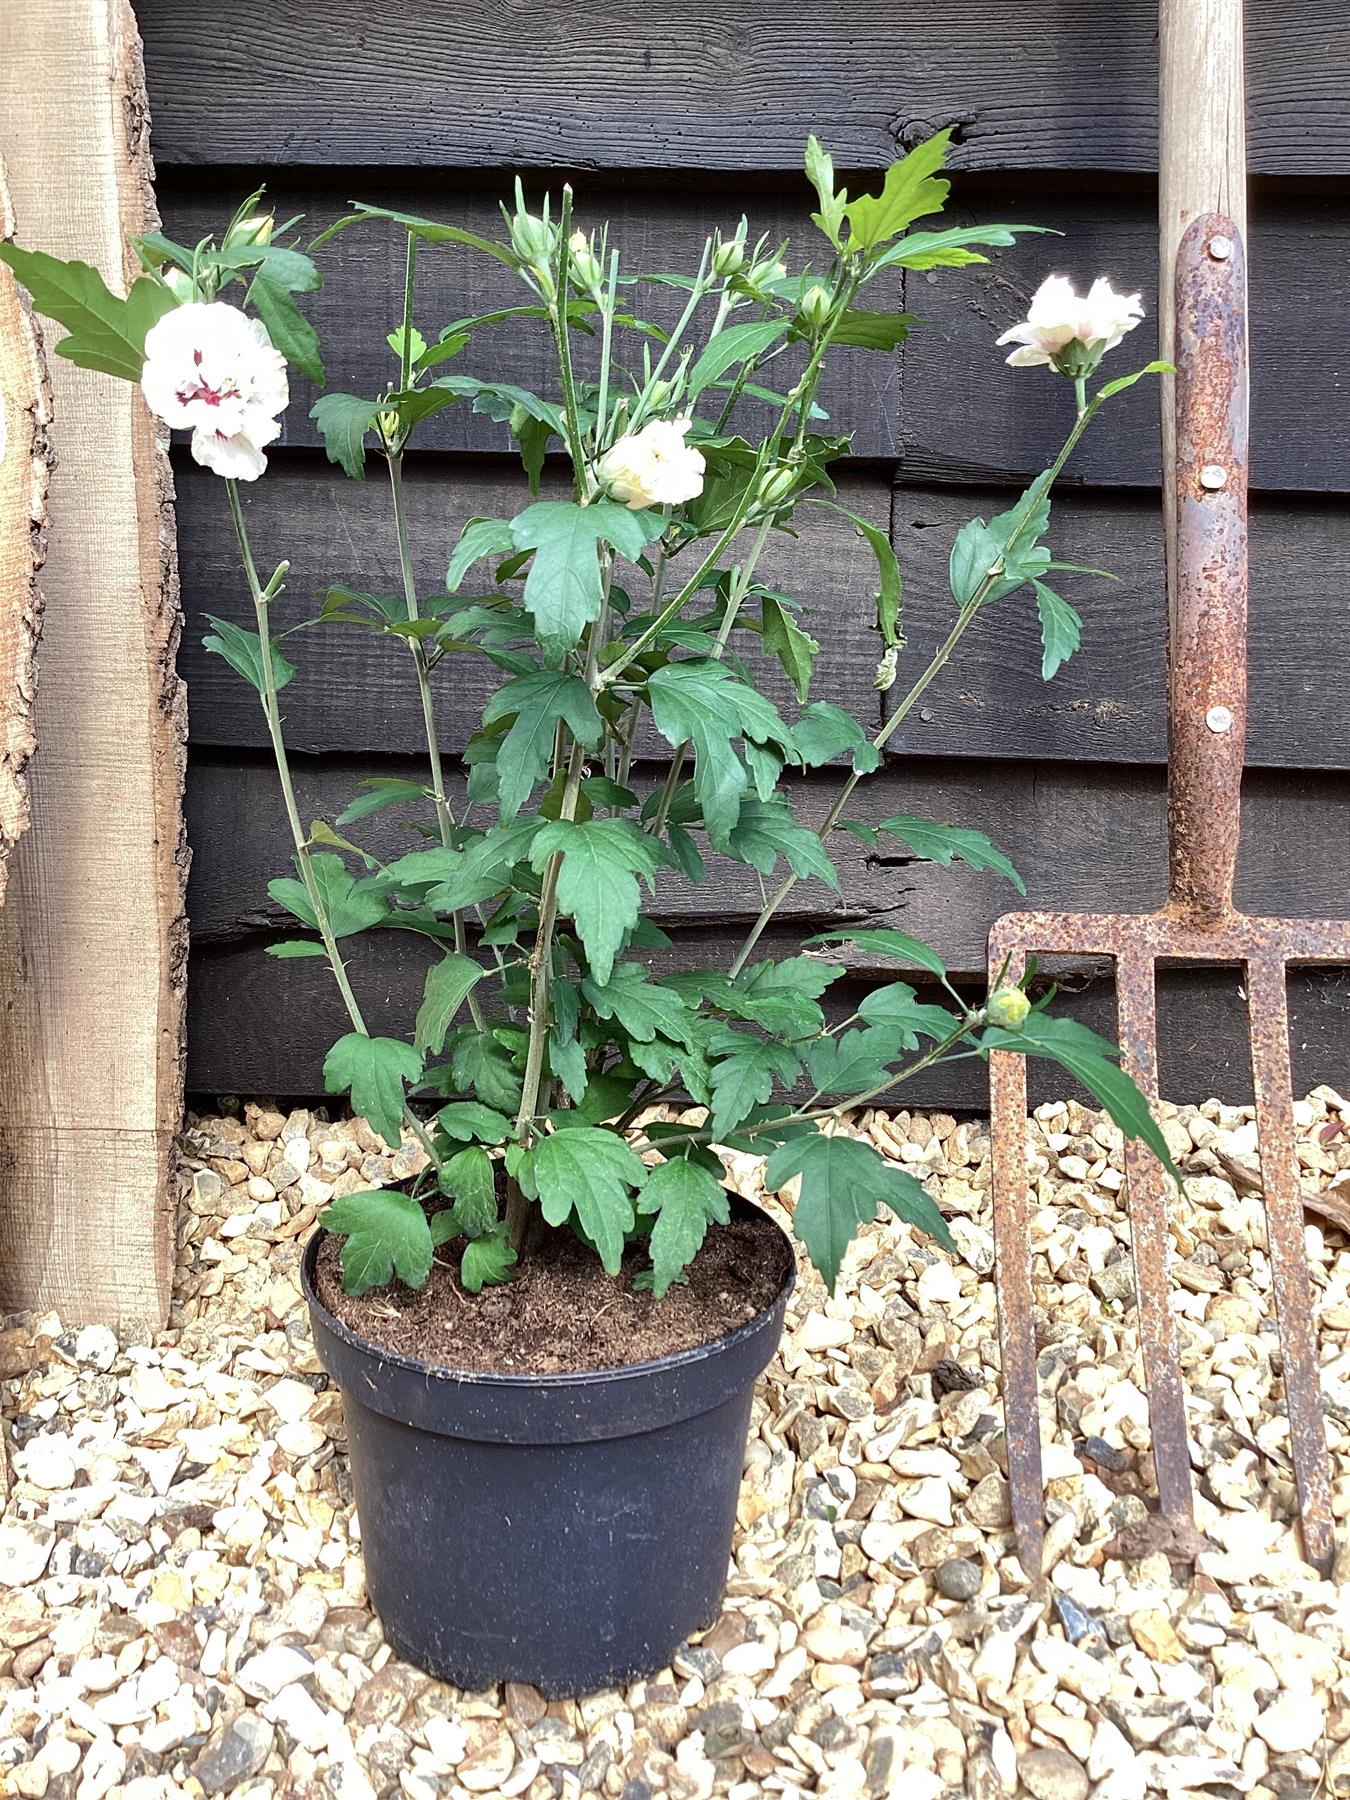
[{"xmin": 313, "ymin": 1208, "xmax": 790, "ymax": 1375}]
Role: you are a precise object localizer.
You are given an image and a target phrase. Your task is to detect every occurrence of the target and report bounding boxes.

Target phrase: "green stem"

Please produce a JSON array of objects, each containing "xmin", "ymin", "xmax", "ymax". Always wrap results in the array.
[
  {"xmin": 727, "ymin": 400, "xmax": 1101, "ymax": 979},
  {"xmin": 399, "ymin": 232, "xmax": 417, "ymax": 393},
  {"xmin": 226, "ymin": 480, "xmax": 442, "ymax": 1171},
  {"xmin": 628, "ymin": 241, "xmax": 714, "ymax": 431},
  {"xmin": 550, "ymin": 189, "xmax": 591, "ymax": 491},
  {"xmin": 386, "ymin": 451, "xmax": 491, "ymax": 1031}
]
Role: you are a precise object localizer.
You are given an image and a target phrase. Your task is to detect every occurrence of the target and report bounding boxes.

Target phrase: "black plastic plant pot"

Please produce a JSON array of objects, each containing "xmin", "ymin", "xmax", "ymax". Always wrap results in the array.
[{"xmin": 300, "ymin": 1197, "xmax": 795, "ymax": 1696}]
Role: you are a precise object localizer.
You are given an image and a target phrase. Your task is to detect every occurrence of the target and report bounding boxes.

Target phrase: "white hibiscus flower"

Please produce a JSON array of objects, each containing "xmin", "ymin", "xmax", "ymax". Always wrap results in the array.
[{"xmin": 141, "ymin": 301, "xmax": 289, "ymax": 480}]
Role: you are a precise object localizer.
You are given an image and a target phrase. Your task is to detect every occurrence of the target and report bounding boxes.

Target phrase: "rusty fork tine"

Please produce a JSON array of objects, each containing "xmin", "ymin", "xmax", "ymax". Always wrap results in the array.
[
  {"xmin": 1114, "ymin": 945, "xmax": 1195, "ymax": 1523},
  {"xmin": 988, "ymin": 943, "xmax": 1046, "ymax": 1581},
  {"xmin": 1245, "ymin": 948, "xmax": 1335, "ymax": 1574}
]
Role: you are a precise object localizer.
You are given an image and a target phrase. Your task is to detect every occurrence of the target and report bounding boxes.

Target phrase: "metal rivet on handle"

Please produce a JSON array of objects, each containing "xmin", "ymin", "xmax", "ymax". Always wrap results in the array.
[
  {"xmin": 1200, "ymin": 464, "xmax": 1228, "ymax": 490},
  {"xmin": 1206, "ymin": 704, "xmax": 1234, "ymax": 733},
  {"xmin": 1208, "ymin": 235, "xmax": 1234, "ymax": 261}
]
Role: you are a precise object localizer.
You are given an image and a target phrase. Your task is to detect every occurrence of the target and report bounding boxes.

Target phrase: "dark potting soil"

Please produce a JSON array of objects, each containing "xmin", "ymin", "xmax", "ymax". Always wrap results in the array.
[{"xmin": 312, "ymin": 1206, "xmax": 790, "ymax": 1376}]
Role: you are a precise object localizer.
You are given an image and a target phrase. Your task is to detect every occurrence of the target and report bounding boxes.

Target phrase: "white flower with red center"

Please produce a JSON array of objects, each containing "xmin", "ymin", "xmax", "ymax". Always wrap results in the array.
[
  {"xmin": 140, "ymin": 301, "xmax": 289, "ymax": 480},
  {"xmin": 596, "ymin": 417, "xmax": 705, "ymax": 511},
  {"xmin": 997, "ymin": 274, "xmax": 1144, "ymax": 375}
]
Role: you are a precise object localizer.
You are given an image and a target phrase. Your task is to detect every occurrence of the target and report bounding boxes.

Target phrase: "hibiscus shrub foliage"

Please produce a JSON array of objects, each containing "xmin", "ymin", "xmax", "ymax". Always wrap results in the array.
[{"xmin": 2, "ymin": 137, "xmax": 1176, "ymax": 1299}]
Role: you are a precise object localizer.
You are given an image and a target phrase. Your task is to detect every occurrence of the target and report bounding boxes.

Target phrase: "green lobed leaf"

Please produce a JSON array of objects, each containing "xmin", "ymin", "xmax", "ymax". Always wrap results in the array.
[
  {"xmin": 792, "ymin": 701, "xmax": 881, "ymax": 773},
  {"xmin": 447, "ymin": 518, "xmax": 515, "ymax": 591},
  {"xmin": 322, "ymin": 1034, "xmax": 423, "ymax": 1147},
  {"xmin": 805, "ymin": 135, "xmax": 848, "ymax": 248},
  {"xmin": 310, "ymin": 203, "xmax": 520, "ymax": 266},
  {"xmin": 482, "ymin": 670, "xmax": 604, "ymax": 820},
  {"xmin": 434, "ymin": 1144, "xmax": 498, "ymax": 1237},
  {"xmin": 983, "ymin": 1012, "xmax": 1182, "ymax": 1184},
  {"xmin": 1034, "ymin": 581, "xmax": 1083, "ymax": 681},
  {"xmin": 0, "ymin": 244, "xmax": 178, "ymax": 381},
  {"xmin": 202, "ymin": 615, "xmax": 296, "ymax": 696},
  {"xmin": 309, "ymin": 393, "xmax": 379, "ymax": 479},
  {"xmin": 264, "ymin": 940, "xmax": 327, "ymax": 959},
  {"xmin": 248, "ymin": 273, "xmax": 324, "ymax": 384},
  {"xmin": 414, "ymin": 953, "xmax": 486, "ymax": 1057},
  {"xmin": 509, "ymin": 500, "xmax": 663, "ymax": 663},
  {"xmin": 268, "ymin": 851, "xmax": 387, "ymax": 938},
  {"xmin": 637, "ymin": 1157, "xmax": 731, "ymax": 1298},
  {"xmin": 949, "ymin": 470, "xmax": 1053, "ymax": 608},
  {"xmin": 808, "ymin": 927, "xmax": 948, "ymax": 979},
  {"xmin": 727, "ymin": 795, "xmax": 840, "ymax": 890},
  {"xmin": 760, "ymin": 595, "xmax": 819, "ymax": 703},
  {"xmin": 806, "ymin": 1026, "xmax": 912, "ymax": 1100},
  {"xmin": 708, "ymin": 1032, "xmax": 802, "ymax": 1138},
  {"xmin": 530, "ymin": 1126, "xmax": 648, "ymax": 1275},
  {"xmin": 842, "ymin": 130, "xmax": 953, "ymax": 252},
  {"xmin": 324, "ymin": 1189, "xmax": 433, "ymax": 1295},
  {"xmin": 530, "ymin": 818, "xmax": 666, "ymax": 985},
  {"xmin": 647, "ymin": 659, "xmax": 795, "ymax": 850},
  {"xmin": 581, "ymin": 964, "xmax": 694, "ymax": 1046},
  {"xmin": 871, "ymin": 222, "xmax": 1057, "ymax": 272},
  {"xmin": 449, "ymin": 1030, "xmax": 523, "ymax": 1114},
  {"xmin": 335, "ymin": 779, "xmax": 429, "ymax": 826},
  {"xmin": 460, "ymin": 1225, "xmax": 518, "ymax": 1293},
  {"xmin": 857, "ymin": 983, "xmax": 963, "ymax": 1048},
  {"xmin": 436, "ymin": 1100, "xmax": 512, "ymax": 1144},
  {"xmin": 687, "ymin": 319, "xmax": 790, "ymax": 397},
  {"xmin": 802, "ymin": 498, "xmax": 902, "ymax": 649},
  {"xmin": 1095, "ymin": 359, "xmax": 1173, "ymax": 404},
  {"xmin": 765, "ymin": 1131, "xmax": 954, "ymax": 1291},
  {"xmin": 830, "ymin": 309, "xmax": 920, "ymax": 350},
  {"xmin": 877, "ymin": 815, "xmax": 1025, "ymax": 895}
]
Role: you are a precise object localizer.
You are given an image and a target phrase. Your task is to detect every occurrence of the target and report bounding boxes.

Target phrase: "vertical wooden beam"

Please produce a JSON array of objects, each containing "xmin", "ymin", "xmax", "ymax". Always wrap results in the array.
[
  {"xmin": 0, "ymin": 0, "xmax": 187, "ymax": 1328},
  {"xmin": 0, "ymin": 159, "xmax": 47, "ymax": 906},
  {"xmin": 1159, "ymin": 0, "xmax": 1247, "ymax": 637}
]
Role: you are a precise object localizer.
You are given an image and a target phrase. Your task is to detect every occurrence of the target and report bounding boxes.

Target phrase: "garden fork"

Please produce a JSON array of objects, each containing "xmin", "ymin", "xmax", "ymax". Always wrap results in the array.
[{"xmin": 986, "ymin": 211, "xmax": 1346, "ymax": 1585}]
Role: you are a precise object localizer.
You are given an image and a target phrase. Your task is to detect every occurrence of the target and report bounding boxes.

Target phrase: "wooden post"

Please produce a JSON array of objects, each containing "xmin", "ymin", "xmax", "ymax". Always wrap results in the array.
[
  {"xmin": 1159, "ymin": 0, "xmax": 1247, "ymax": 637},
  {"xmin": 0, "ymin": 158, "xmax": 47, "ymax": 906},
  {"xmin": 0, "ymin": 0, "xmax": 187, "ymax": 1329}
]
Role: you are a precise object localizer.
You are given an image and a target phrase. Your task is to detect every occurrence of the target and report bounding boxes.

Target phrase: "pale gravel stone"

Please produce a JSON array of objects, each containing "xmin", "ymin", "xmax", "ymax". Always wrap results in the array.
[{"xmin": 1, "ymin": 1091, "xmax": 1349, "ymax": 1800}]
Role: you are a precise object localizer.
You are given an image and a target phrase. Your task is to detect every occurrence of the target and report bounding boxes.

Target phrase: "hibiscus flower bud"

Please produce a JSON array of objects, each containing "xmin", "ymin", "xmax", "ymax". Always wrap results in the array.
[
  {"xmin": 996, "ymin": 274, "xmax": 1144, "ymax": 378},
  {"xmin": 712, "ymin": 235, "xmax": 746, "ymax": 277},
  {"xmin": 747, "ymin": 256, "xmax": 788, "ymax": 291},
  {"xmin": 510, "ymin": 207, "xmax": 555, "ymax": 269},
  {"xmin": 567, "ymin": 235, "xmax": 604, "ymax": 296},
  {"xmin": 757, "ymin": 465, "xmax": 797, "ymax": 508},
  {"xmin": 140, "ymin": 301, "xmax": 289, "ymax": 481},
  {"xmin": 225, "ymin": 213, "xmax": 274, "ymax": 250},
  {"xmin": 873, "ymin": 645, "xmax": 900, "ymax": 692},
  {"xmin": 796, "ymin": 284, "xmax": 831, "ymax": 332},
  {"xmin": 596, "ymin": 417, "xmax": 705, "ymax": 511},
  {"xmin": 986, "ymin": 986, "xmax": 1032, "ymax": 1032}
]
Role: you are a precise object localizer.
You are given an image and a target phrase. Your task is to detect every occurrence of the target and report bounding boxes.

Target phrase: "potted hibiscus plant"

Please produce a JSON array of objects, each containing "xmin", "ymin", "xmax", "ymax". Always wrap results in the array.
[{"xmin": 2, "ymin": 132, "xmax": 1171, "ymax": 1694}]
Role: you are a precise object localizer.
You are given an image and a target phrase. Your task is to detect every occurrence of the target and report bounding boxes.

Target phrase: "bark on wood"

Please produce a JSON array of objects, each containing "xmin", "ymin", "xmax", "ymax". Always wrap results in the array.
[
  {"xmin": 0, "ymin": 157, "xmax": 47, "ymax": 906},
  {"xmin": 0, "ymin": 0, "xmax": 187, "ymax": 1329}
]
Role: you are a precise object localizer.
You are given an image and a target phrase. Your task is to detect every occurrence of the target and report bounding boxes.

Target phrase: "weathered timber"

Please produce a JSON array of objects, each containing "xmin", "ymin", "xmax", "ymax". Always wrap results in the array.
[
  {"xmin": 185, "ymin": 753, "xmax": 1349, "ymax": 970},
  {"xmin": 158, "ymin": 172, "xmax": 904, "ymax": 461},
  {"xmin": 136, "ymin": 0, "xmax": 1350, "ymax": 177},
  {"xmin": 0, "ymin": 155, "xmax": 47, "ymax": 902},
  {"xmin": 175, "ymin": 450, "xmax": 891, "ymax": 754},
  {"xmin": 886, "ymin": 487, "xmax": 1350, "ymax": 770},
  {"xmin": 901, "ymin": 187, "xmax": 1349, "ymax": 494},
  {"xmin": 0, "ymin": 0, "xmax": 187, "ymax": 1329},
  {"xmin": 187, "ymin": 923, "xmax": 1350, "ymax": 1112}
]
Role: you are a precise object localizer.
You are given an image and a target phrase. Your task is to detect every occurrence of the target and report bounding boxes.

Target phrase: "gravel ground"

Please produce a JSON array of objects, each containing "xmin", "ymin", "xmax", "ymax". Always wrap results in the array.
[{"xmin": 3, "ymin": 1088, "xmax": 1350, "ymax": 1800}]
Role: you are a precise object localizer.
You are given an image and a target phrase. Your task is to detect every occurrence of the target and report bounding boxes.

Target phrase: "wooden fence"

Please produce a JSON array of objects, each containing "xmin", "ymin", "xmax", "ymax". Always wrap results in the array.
[{"xmin": 137, "ymin": 0, "xmax": 1350, "ymax": 1109}]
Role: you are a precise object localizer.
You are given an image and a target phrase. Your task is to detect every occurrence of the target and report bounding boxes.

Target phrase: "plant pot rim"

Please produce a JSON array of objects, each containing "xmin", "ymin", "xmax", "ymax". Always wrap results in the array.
[{"xmin": 299, "ymin": 1192, "xmax": 796, "ymax": 1395}]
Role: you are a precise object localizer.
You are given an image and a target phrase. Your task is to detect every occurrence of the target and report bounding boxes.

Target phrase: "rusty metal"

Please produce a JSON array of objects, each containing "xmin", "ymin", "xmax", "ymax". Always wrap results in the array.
[{"xmin": 987, "ymin": 215, "xmax": 1343, "ymax": 1585}]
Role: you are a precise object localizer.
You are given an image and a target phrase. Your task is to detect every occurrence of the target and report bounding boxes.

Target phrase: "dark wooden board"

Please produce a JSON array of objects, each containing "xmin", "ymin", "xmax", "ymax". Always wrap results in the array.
[
  {"xmin": 186, "ymin": 751, "xmax": 1350, "ymax": 972},
  {"xmin": 137, "ymin": 0, "xmax": 1350, "ymax": 177},
  {"xmin": 886, "ymin": 487, "xmax": 1350, "ymax": 771},
  {"xmin": 175, "ymin": 450, "xmax": 891, "ymax": 754},
  {"xmin": 900, "ymin": 187, "xmax": 1350, "ymax": 495},
  {"xmin": 158, "ymin": 171, "xmax": 904, "ymax": 461},
  {"xmin": 186, "ymin": 923, "xmax": 1350, "ymax": 1111}
]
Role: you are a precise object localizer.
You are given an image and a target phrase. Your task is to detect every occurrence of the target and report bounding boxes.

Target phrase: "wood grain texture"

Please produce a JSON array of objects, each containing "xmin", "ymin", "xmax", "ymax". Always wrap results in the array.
[
  {"xmin": 134, "ymin": 0, "xmax": 1350, "ymax": 176},
  {"xmin": 899, "ymin": 188, "xmax": 1345, "ymax": 494},
  {"xmin": 174, "ymin": 451, "xmax": 891, "ymax": 754},
  {"xmin": 186, "ymin": 924, "xmax": 1350, "ymax": 1113},
  {"xmin": 0, "ymin": 0, "xmax": 187, "ymax": 1329},
  {"xmin": 0, "ymin": 156, "xmax": 47, "ymax": 903},
  {"xmin": 158, "ymin": 172, "xmax": 904, "ymax": 461},
  {"xmin": 886, "ymin": 486, "xmax": 1350, "ymax": 770},
  {"xmin": 184, "ymin": 752, "xmax": 1349, "ymax": 968}
]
